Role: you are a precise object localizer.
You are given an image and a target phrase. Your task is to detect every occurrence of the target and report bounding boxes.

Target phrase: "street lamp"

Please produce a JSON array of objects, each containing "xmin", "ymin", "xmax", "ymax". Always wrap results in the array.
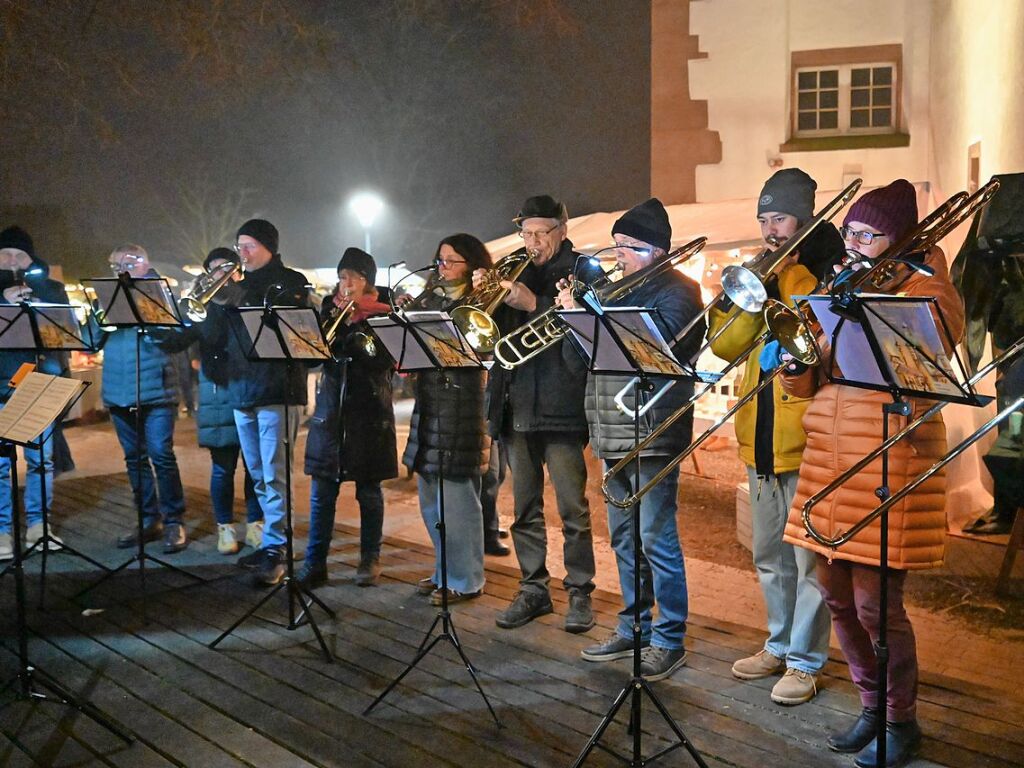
[{"xmin": 349, "ymin": 191, "xmax": 385, "ymax": 253}]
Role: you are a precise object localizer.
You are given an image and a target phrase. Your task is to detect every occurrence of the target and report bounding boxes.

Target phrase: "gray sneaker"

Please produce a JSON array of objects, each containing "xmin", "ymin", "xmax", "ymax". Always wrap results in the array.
[
  {"xmin": 640, "ymin": 646, "xmax": 687, "ymax": 682},
  {"xmin": 565, "ymin": 592, "xmax": 595, "ymax": 634},
  {"xmin": 581, "ymin": 633, "xmax": 649, "ymax": 662},
  {"xmin": 495, "ymin": 590, "xmax": 553, "ymax": 629}
]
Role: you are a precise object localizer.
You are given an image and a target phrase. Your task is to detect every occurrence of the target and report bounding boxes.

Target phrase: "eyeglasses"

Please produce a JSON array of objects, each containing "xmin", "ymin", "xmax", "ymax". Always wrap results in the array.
[
  {"xmin": 435, "ymin": 258, "xmax": 467, "ymax": 268},
  {"xmin": 839, "ymin": 226, "xmax": 888, "ymax": 246},
  {"xmin": 518, "ymin": 223, "xmax": 561, "ymax": 241},
  {"xmin": 234, "ymin": 242, "xmax": 260, "ymax": 254}
]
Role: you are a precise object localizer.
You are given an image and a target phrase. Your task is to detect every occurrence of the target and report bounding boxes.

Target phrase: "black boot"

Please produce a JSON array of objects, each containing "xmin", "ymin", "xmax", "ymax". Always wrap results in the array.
[
  {"xmin": 828, "ymin": 707, "xmax": 879, "ymax": 753},
  {"xmin": 854, "ymin": 720, "xmax": 921, "ymax": 768}
]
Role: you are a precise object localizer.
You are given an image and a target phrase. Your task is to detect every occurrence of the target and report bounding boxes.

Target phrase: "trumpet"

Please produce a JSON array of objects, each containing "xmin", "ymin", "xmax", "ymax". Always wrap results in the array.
[
  {"xmin": 321, "ymin": 292, "xmax": 378, "ymax": 356},
  {"xmin": 492, "ymin": 238, "xmax": 707, "ymax": 370},
  {"xmin": 178, "ymin": 261, "xmax": 241, "ymax": 322},
  {"xmin": 451, "ymin": 248, "xmax": 537, "ymax": 353},
  {"xmin": 802, "ymin": 334, "xmax": 1024, "ymax": 550}
]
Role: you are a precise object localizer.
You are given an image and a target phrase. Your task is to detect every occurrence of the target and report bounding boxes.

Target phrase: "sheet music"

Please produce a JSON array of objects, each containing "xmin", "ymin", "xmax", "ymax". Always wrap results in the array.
[
  {"xmin": 799, "ymin": 296, "xmax": 887, "ymax": 386},
  {"xmin": 0, "ymin": 372, "xmax": 85, "ymax": 444},
  {"xmin": 367, "ymin": 316, "xmax": 432, "ymax": 371},
  {"xmin": 367, "ymin": 311, "xmax": 480, "ymax": 371}
]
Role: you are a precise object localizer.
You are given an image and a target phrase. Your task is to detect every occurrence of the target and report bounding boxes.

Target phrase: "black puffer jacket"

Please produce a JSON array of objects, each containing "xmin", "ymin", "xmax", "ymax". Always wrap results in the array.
[
  {"xmin": 486, "ymin": 239, "xmax": 602, "ymax": 437},
  {"xmin": 225, "ymin": 254, "xmax": 310, "ymax": 408},
  {"xmin": 585, "ymin": 269, "xmax": 705, "ymax": 459},
  {"xmin": 304, "ymin": 292, "xmax": 398, "ymax": 483}
]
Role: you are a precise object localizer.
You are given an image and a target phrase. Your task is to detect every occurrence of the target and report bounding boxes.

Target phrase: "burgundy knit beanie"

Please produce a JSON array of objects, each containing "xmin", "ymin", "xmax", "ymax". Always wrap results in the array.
[{"xmin": 844, "ymin": 179, "xmax": 918, "ymax": 243}]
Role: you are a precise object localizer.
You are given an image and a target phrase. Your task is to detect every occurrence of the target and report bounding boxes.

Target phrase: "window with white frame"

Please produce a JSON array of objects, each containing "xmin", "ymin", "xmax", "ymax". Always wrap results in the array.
[{"xmin": 794, "ymin": 61, "xmax": 897, "ymax": 137}]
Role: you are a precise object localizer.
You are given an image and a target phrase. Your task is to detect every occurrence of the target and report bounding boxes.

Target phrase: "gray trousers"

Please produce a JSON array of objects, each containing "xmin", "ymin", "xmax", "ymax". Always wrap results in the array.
[{"xmin": 506, "ymin": 430, "xmax": 595, "ymax": 596}]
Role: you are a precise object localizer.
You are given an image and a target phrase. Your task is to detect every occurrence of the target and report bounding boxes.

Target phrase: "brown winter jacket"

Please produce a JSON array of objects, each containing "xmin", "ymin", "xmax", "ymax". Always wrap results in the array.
[{"xmin": 781, "ymin": 247, "xmax": 965, "ymax": 569}]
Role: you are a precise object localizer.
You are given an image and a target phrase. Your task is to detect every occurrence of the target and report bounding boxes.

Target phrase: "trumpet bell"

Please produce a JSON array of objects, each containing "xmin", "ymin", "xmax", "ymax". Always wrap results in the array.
[
  {"xmin": 451, "ymin": 305, "xmax": 499, "ymax": 353},
  {"xmin": 180, "ymin": 296, "xmax": 208, "ymax": 323},
  {"xmin": 720, "ymin": 264, "xmax": 769, "ymax": 312},
  {"xmin": 763, "ymin": 301, "xmax": 818, "ymax": 366}
]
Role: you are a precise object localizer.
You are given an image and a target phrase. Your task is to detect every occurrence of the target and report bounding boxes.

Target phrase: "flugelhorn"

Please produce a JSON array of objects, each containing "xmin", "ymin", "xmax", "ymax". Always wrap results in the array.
[
  {"xmin": 492, "ymin": 238, "xmax": 707, "ymax": 370},
  {"xmin": 451, "ymin": 248, "xmax": 537, "ymax": 353},
  {"xmin": 800, "ymin": 334, "xmax": 1024, "ymax": 550},
  {"xmin": 178, "ymin": 261, "xmax": 241, "ymax": 323}
]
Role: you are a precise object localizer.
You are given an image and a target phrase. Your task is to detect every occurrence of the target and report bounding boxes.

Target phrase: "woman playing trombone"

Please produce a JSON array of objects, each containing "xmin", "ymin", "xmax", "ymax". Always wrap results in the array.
[{"xmin": 777, "ymin": 180, "xmax": 965, "ymax": 767}]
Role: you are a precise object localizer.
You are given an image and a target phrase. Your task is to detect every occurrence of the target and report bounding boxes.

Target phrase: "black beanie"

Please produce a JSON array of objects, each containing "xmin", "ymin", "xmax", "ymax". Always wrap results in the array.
[
  {"xmin": 337, "ymin": 247, "xmax": 377, "ymax": 285},
  {"xmin": 514, "ymin": 194, "xmax": 568, "ymax": 225},
  {"xmin": 203, "ymin": 246, "xmax": 240, "ymax": 272},
  {"xmin": 757, "ymin": 169, "xmax": 817, "ymax": 221},
  {"xmin": 236, "ymin": 218, "xmax": 279, "ymax": 255},
  {"xmin": 612, "ymin": 198, "xmax": 672, "ymax": 252},
  {"xmin": 0, "ymin": 226, "xmax": 35, "ymax": 259}
]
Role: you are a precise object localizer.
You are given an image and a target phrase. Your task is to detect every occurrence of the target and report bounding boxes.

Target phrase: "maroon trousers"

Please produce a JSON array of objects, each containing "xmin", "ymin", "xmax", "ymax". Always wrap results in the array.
[{"xmin": 816, "ymin": 556, "xmax": 919, "ymax": 722}]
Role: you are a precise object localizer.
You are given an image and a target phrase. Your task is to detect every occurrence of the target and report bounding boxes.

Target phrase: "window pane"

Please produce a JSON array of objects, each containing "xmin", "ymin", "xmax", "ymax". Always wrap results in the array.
[
  {"xmin": 798, "ymin": 112, "xmax": 817, "ymax": 131},
  {"xmin": 851, "ymin": 88, "xmax": 870, "ymax": 108},
  {"xmin": 798, "ymin": 91, "xmax": 817, "ymax": 110},
  {"xmin": 850, "ymin": 109, "xmax": 870, "ymax": 128},
  {"xmin": 819, "ymin": 110, "xmax": 838, "ymax": 129},
  {"xmin": 820, "ymin": 90, "xmax": 838, "ymax": 108},
  {"xmin": 798, "ymin": 71, "xmax": 817, "ymax": 89},
  {"xmin": 820, "ymin": 69, "xmax": 838, "ymax": 88},
  {"xmin": 872, "ymin": 108, "xmax": 892, "ymax": 127},
  {"xmin": 873, "ymin": 66, "xmax": 892, "ymax": 85},
  {"xmin": 851, "ymin": 68, "xmax": 870, "ymax": 87},
  {"xmin": 874, "ymin": 87, "xmax": 891, "ymax": 106}
]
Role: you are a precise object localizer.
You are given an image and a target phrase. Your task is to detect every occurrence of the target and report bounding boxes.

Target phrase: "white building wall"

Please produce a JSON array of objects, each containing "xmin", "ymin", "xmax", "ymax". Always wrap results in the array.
[{"xmin": 690, "ymin": 0, "xmax": 933, "ymax": 201}]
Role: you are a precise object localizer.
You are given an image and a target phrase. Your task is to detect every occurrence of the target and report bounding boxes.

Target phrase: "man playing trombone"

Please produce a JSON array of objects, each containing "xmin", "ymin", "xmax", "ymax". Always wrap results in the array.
[
  {"xmin": 479, "ymin": 194, "xmax": 601, "ymax": 633},
  {"xmin": 710, "ymin": 169, "xmax": 837, "ymax": 705},
  {"xmin": 559, "ymin": 198, "xmax": 704, "ymax": 681}
]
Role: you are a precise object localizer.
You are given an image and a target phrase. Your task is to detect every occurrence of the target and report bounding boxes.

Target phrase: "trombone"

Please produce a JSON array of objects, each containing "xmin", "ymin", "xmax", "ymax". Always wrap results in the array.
[
  {"xmin": 178, "ymin": 261, "xmax": 241, "ymax": 322},
  {"xmin": 450, "ymin": 248, "xmax": 537, "ymax": 353},
  {"xmin": 492, "ymin": 237, "xmax": 708, "ymax": 370},
  {"xmin": 801, "ymin": 335, "xmax": 1024, "ymax": 550},
  {"xmin": 612, "ymin": 178, "xmax": 864, "ymax": 418}
]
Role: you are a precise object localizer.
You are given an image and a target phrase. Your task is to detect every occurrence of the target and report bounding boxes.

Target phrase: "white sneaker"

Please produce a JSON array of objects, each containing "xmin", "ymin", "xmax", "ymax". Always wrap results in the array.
[
  {"xmin": 245, "ymin": 521, "xmax": 264, "ymax": 549},
  {"xmin": 25, "ymin": 522, "xmax": 64, "ymax": 551},
  {"xmin": 0, "ymin": 532, "xmax": 12, "ymax": 561},
  {"xmin": 217, "ymin": 524, "xmax": 240, "ymax": 555}
]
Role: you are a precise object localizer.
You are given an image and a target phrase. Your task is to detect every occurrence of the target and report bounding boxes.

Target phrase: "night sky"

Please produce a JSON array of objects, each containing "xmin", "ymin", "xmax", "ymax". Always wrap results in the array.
[{"xmin": 1, "ymin": 1, "xmax": 651, "ymax": 278}]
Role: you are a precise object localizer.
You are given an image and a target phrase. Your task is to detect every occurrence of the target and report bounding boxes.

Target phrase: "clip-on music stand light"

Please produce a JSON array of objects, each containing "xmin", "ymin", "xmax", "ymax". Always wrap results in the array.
[
  {"xmin": 558, "ymin": 305, "xmax": 708, "ymax": 768},
  {"xmin": 73, "ymin": 274, "xmax": 203, "ymax": 619},
  {"xmin": 0, "ymin": 302, "xmax": 108, "ymax": 608},
  {"xmin": 361, "ymin": 310, "xmax": 501, "ymax": 727},
  {"xmin": 0, "ymin": 370, "xmax": 133, "ymax": 745},
  {"xmin": 209, "ymin": 305, "xmax": 336, "ymax": 663},
  {"xmin": 799, "ymin": 293, "xmax": 984, "ymax": 768}
]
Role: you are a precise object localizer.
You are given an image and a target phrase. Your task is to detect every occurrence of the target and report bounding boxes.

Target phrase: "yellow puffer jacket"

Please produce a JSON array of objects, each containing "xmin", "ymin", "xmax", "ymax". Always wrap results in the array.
[
  {"xmin": 781, "ymin": 247, "xmax": 965, "ymax": 570},
  {"xmin": 708, "ymin": 262, "xmax": 819, "ymax": 474}
]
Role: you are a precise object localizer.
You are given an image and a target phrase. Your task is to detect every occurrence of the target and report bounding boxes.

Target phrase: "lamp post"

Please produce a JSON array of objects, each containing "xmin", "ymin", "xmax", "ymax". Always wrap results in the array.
[{"xmin": 349, "ymin": 192, "xmax": 385, "ymax": 253}]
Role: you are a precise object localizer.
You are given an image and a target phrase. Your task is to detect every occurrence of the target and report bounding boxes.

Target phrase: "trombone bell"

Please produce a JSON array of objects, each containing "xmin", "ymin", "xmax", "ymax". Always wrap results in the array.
[{"xmin": 720, "ymin": 264, "xmax": 769, "ymax": 312}]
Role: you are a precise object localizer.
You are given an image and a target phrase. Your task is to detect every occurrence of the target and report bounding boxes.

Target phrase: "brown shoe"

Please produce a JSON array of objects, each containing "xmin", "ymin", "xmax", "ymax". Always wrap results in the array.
[
  {"xmin": 355, "ymin": 554, "xmax": 381, "ymax": 587},
  {"xmin": 731, "ymin": 649, "xmax": 785, "ymax": 680},
  {"xmin": 771, "ymin": 668, "xmax": 818, "ymax": 705},
  {"xmin": 430, "ymin": 588, "xmax": 482, "ymax": 606},
  {"xmin": 415, "ymin": 577, "xmax": 436, "ymax": 596}
]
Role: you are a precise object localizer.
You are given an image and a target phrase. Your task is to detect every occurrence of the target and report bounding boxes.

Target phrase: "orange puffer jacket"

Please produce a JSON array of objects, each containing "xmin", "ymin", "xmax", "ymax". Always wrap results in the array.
[{"xmin": 781, "ymin": 247, "xmax": 965, "ymax": 569}]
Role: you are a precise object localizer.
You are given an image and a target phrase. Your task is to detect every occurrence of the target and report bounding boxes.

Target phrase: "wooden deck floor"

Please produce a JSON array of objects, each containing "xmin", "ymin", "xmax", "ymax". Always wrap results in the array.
[{"xmin": 2, "ymin": 474, "xmax": 1022, "ymax": 768}]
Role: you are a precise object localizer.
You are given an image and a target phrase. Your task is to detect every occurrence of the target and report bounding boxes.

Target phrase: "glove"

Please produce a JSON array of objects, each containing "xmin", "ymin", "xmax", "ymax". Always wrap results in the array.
[{"xmin": 759, "ymin": 340, "xmax": 783, "ymax": 372}]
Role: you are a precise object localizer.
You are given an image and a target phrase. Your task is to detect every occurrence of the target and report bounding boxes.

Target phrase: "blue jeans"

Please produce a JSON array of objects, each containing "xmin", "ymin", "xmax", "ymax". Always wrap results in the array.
[
  {"xmin": 748, "ymin": 467, "xmax": 831, "ymax": 674},
  {"xmin": 209, "ymin": 445, "xmax": 262, "ymax": 525},
  {"xmin": 305, "ymin": 476, "xmax": 384, "ymax": 563},
  {"xmin": 234, "ymin": 405, "xmax": 301, "ymax": 549},
  {"xmin": 0, "ymin": 425, "xmax": 55, "ymax": 533},
  {"xmin": 604, "ymin": 456, "xmax": 688, "ymax": 651},
  {"xmin": 419, "ymin": 474, "xmax": 485, "ymax": 594},
  {"xmin": 110, "ymin": 405, "xmax": 185, "ymax": 527}
]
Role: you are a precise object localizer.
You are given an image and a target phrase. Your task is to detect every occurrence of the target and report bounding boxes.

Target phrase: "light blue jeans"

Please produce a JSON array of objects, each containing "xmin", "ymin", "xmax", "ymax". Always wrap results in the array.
[
  {"xmin": 747, "ymin": 467, "xmax": 831, "ymax": 674},
  {"xmin": 604, "ymin": 456, "xmax": 688, "ymax": 651},
  {"xmin": 234, "ymin": 405, "xmax": 301, "ymax": 549},
  {"xmin": 0, "ymin": 424, "xmax": 54, "ymax": 533},
  {"xmin": 418, "ymin": 474, "xmax": 485, "ymax": 595}
]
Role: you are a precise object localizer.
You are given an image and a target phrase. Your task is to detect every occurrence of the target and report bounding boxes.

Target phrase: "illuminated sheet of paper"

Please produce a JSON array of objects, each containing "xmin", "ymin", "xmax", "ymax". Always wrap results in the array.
[{"xmin": 0, "ymin": 372, "xmax": 86, "ymax": 445}]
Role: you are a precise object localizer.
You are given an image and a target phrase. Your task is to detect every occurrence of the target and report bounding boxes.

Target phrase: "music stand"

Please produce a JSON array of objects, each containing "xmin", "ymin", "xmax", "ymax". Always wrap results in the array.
[
  {"xmin": 209, "ymin": 305, "xmax": 336, "ymax": 663},
  {"xmin": 73, "ymin": 274, "xmax": 202, "ymax": 619},
  {"xmin": 362, "ymin": 310, "xmax": 500, "ymax": 727},
  {"xmin": 798, "ymin": 293, "xmax": 982, "ymax": 768},
  {"xmin": 558, "ymin": 306, "xmax": 708, "ymax": 768},
  {"xmin": 0, "ymin": 302, "xmax": 108, "ymax": 608},
  {"xmin": 0, "ymin": 371, "xmax": 132, "ymax": 744}
]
